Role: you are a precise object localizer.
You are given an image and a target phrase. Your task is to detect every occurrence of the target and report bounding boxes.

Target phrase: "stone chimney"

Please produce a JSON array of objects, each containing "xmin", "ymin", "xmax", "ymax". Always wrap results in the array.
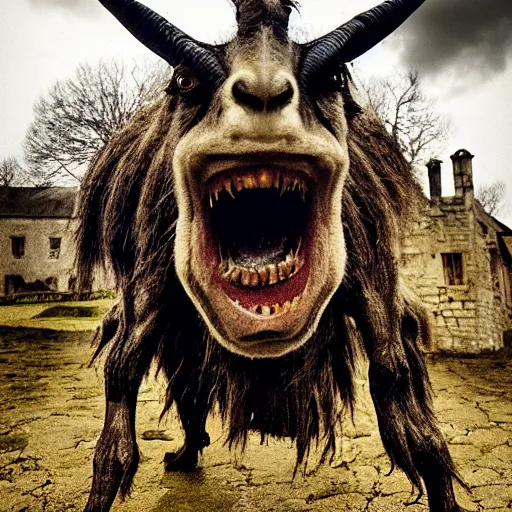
[
  {"xmin": 426, "ymin": 158, "xmax": 442, "ymax": 204},
  {"xmin": 450, "ymin": 149, "xmax": 474, "ymax": 208}
]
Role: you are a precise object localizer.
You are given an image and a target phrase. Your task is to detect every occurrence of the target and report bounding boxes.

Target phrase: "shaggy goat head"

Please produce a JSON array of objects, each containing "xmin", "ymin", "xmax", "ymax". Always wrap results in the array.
[{"xmin": 99, "ymin": 0, "xmax": 424, "ymax": 357}]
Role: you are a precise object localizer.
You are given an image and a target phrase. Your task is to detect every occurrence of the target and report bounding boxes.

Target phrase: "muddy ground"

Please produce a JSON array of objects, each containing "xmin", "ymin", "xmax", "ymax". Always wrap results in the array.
[{"xmin": 0, "ymin": 328, "xmax": 511, "ymax": 511}]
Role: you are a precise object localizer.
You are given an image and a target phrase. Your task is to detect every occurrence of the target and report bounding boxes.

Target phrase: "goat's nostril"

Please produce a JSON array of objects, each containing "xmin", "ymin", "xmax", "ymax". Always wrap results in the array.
[
  {"xmin": 267, "ymin": 81, "xmax": 293, "ymax": 111},
  {"xmin": 231, "ymin": 77, "xmax": 294, "ymax": 112},
  {"xmin": 232, "ymin": 79, "xmax": 265, "ymax": 111}
]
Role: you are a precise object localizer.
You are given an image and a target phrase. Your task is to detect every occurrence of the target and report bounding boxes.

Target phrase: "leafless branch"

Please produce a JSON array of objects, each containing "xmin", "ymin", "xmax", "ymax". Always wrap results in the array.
[
  {"xmin": 356, "ymin": 69, "xmax": 451, "ymax": 167},
  {"xmin": 0, "ymin": 157, "xmax": 27, "ymax": 186},
  {"xmin": 476, "ymin": 181, "xmax": 509, "ymax": 217},
  {"xmin": 23, "ymin": 59, "xmax": 169, "ymax": 186}
]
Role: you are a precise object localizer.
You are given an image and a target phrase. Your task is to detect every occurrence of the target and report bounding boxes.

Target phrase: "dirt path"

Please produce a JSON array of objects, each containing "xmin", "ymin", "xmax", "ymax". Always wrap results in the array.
[{"xmin": 0, "ymin": 328, "xmax": 511, "ymax": 511}]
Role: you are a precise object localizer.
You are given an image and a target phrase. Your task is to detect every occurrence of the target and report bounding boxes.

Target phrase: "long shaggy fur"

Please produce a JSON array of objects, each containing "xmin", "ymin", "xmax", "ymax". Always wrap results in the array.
[{"xmin": 77, "ymin": 86, "xmax": 460, "ymax": 504}]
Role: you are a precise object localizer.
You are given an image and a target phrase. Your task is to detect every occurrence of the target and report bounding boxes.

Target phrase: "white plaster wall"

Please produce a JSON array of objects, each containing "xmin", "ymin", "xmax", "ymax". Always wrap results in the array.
[{"xmin": 0, "ymin": 218, "xmax": 75, "ymax": 295}]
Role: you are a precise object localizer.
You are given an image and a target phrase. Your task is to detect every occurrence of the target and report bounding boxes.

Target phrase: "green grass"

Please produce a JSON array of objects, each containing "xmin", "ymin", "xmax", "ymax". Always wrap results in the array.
[
  {"xmin": 0, "ymin": 299, "xmax": 114, "ymax": 332},
  {"xmin": 0, "ymin": 290, "xmax": 116, "ymax": 305}
]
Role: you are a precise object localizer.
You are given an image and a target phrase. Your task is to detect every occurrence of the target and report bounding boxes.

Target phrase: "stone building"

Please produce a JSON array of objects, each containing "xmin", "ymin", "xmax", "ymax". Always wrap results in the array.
[
  {"xmin": 0, "ymin": 187, "xmax": 111, "ymax": 296},
  {"xmin": 401, "ymin": 150, "xmax": 512, "ymax": 353}
]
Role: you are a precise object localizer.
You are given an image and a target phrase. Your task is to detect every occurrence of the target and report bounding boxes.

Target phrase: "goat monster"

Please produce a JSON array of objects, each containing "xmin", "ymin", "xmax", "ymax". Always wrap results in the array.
[{"xmin": 77, "ymin": 0, "xmax": 464, "ymax": 510}]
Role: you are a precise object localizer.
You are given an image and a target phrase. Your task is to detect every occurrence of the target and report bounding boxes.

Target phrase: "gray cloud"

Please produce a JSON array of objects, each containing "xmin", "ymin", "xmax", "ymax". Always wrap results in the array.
[
  {"xmin": 27, "ymin": 0, "xmax": 100, "ymax": 16},
  {"xmin": 397, "ymin": 0, "xmax": 512, "ymax": 82}
]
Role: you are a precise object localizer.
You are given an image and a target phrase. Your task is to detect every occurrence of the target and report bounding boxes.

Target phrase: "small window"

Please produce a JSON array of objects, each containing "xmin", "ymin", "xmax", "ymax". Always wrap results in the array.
[
  {"xmin": 49, "ymin": 237, "xmax": 61, "ymax": 259},
  {"xmin": 11, "ymin": 237, "xmax": 25, "ymax": 259},
  {"xmin": 442, "ymin": 253, "xmax": 464, "ymax": 285}
]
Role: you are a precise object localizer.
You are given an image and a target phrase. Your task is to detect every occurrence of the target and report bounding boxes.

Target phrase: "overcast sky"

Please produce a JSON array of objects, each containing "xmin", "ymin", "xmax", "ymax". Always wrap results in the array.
[{"xmin": 1, "ymin": 0, "xmax": 512, "ymax": 224}]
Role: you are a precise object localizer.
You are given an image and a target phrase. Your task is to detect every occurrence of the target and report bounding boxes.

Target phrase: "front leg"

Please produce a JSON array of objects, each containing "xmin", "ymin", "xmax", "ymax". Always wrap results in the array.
[
  {"xmin": 366, "ymin": 315, "xmax": 463, "ymax": 511},
  {"xmin": 85, "ymin": 312, "xmax": 158, "ymax": 511},
  {"xmin": 369, "ymin": 361, "xmax": 461, "ymax": 512},
  {"xmin": 85, "ymin": 398, "xmax": 139, "ymax": 512}
]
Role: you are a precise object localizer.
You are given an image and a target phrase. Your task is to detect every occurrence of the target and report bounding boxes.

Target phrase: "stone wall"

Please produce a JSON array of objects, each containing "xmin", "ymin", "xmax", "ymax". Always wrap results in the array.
[
  {"xmin": 400, "ymin": 153, "xmax": 512, "ymax": 353},
  {"xmin": 472, "ymin": 210, "xmax": 512, "ymax": 352}
]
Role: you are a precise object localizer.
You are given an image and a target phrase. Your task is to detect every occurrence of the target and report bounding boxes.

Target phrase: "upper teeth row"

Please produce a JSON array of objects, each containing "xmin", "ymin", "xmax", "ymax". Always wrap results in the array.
[
  {"xmin": 209, "ymin": 169, "xmax": 308, "ymax": 207},
  {"xmin": 222, "ymin": 250, "xmax": 303, "ymax": 288}
]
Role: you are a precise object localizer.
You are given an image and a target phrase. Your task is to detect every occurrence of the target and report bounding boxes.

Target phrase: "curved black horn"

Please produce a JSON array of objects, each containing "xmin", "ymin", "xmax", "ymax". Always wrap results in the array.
[
  {"xmin": 98, "ymin": 0, "xmax": 225, "ymax": 85},
  {"xmin": 300, "ymin": 0, "xmax": 425, "ymax": 88}
]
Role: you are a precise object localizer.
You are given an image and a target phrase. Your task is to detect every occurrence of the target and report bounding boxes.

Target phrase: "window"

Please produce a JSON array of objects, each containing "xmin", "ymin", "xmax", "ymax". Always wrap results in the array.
[
  {"xmin": 49, "ymin": 237, "xmax": 61, "ymax": 259},
  {"xmin": 442, "ymin": 253, "xmax": 464, "ymax": 285},
  {"xmin": 11, "ymin": 237, "xmax": 25, "ymax": 259}
]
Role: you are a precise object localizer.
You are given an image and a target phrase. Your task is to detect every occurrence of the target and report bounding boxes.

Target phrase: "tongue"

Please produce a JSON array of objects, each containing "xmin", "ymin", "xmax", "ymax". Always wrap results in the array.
[{"xmin": 232, "ymin": 237, "xmax": 292, "ymax": 267}]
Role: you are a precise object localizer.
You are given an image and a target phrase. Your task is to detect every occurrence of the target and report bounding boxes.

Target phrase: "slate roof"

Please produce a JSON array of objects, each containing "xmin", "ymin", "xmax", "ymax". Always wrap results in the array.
[{"xmin": 0, "ymin": 187, "xmax": 77, "ymax": 219}]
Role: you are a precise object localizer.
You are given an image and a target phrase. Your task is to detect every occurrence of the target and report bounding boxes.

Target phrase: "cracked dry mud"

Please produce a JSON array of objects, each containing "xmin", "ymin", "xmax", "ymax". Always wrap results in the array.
[{"xmin": 0, "ymin": 328, "xmax": 511, "ymax": 511}]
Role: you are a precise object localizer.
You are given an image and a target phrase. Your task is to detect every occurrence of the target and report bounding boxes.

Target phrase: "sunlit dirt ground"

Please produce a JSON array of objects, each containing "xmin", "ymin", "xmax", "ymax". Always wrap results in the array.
[{"xmin": 0, "ymin": 327, "xmax": 511, "ymax": 511}]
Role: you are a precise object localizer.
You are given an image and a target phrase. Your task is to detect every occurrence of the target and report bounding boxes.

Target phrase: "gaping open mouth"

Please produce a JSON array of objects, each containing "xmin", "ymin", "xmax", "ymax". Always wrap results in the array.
[{"xmin": 206, "ymin": 167, "xmax": 312, "ymax": 318}]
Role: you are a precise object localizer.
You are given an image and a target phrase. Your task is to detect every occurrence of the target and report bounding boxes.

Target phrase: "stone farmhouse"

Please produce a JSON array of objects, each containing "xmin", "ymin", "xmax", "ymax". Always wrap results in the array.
[
  {"xmin": 0, "ymin": 187, "xmax": 111, "ymax": 296},
  {"xmin": 1, "ymin": 151, "xmax": 511, "ymax": 353},
  {"xmin": 401, "ymin": 149, "xmax": 512, "ymax": 353}
]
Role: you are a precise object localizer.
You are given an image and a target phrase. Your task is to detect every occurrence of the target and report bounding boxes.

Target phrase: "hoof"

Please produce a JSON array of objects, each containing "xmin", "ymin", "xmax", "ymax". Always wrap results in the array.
[{"xmin": 164, "ymin": 446, "xmax": 199, "ymax": 472}]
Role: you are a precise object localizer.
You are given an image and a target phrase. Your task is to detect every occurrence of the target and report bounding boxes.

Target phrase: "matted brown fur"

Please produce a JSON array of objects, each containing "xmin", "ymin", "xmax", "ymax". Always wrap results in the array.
[
  {"xmin": 78, "ymin": 1, "xmax": 465, "ymax": 509},
  {"xmin": 76, "ymin": 81, "xmax": 452, "ymax": 490}
]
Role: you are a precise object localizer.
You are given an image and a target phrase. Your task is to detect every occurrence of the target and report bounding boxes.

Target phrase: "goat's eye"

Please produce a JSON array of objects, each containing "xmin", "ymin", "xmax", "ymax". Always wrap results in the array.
[{"xmin": 173, "ymin": 66, "xmax": 199, "ymax": 93}]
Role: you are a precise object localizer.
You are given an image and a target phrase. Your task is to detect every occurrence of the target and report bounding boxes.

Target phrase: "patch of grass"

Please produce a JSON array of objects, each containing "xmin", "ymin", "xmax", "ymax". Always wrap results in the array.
[
  {"xmin": 34, "ymin": 306, "xmax": 105, "ymax": 319},
  {"xmin": 0, "ymin": 299, "xmax": 114, "ymax": 332},
  {"xmin": 0, "ymin": 290, "xmax": 116, "ymax": 306}
]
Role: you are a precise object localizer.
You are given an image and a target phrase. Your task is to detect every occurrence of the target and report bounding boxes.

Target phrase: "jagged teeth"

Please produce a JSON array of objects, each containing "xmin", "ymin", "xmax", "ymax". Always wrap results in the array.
[
  {"xmin": 208, "ymin": 169, "xmax": 308, "ymax": 207},
  {"xmin": 248, "ymin": 294, "xmax": 302, "ymax": 316},
  {"xmin": 269, "ymin": 264, "xmax": 279, "ymax": 285},
  {"xmin": 222, "ymin": 250, "xmax": 304, "ymax": 288},
  {"xmin": 258, "ymin": 266, "xmax": 269, "ymax": 285}
]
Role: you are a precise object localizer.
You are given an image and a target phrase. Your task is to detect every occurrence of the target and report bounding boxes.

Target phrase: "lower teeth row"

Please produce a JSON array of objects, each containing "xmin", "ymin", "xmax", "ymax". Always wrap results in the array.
[{"xmin": 243, "ymin": 294, "xmax": 302, "ymax": 316}]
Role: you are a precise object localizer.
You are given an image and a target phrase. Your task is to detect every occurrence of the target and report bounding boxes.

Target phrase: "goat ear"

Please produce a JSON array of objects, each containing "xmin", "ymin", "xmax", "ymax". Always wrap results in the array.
[
  {"xmin": 99, "ymin": 0, "xmax": 225, "ymax": 86},
  {"xmin": 300, "ymin": 0, "xmax": 425, "ymax": 89}
]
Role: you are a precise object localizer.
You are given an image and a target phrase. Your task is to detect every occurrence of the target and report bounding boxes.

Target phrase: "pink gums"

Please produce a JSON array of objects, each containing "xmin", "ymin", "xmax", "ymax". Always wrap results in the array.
[{"xmin": 216, "ymin": 259, "xmax": 309, "ymax": 310}]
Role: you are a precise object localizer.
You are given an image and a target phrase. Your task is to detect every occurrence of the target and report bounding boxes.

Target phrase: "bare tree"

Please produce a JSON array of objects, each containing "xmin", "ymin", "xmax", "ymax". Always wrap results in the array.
[
  {"xmin": 24, "ymin": 59, "xmax": 168, "ymax": 186},
  {"xmin": 357, "ymin": 70, "xmax": 451, "ymax": 166},
  {"xmin": 476, "ymin": 181, "xmax": 508, "ymax": 217},
  {"xmin": 0, "ymin": 157, "xmax": 26, "ymax": 186}
]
